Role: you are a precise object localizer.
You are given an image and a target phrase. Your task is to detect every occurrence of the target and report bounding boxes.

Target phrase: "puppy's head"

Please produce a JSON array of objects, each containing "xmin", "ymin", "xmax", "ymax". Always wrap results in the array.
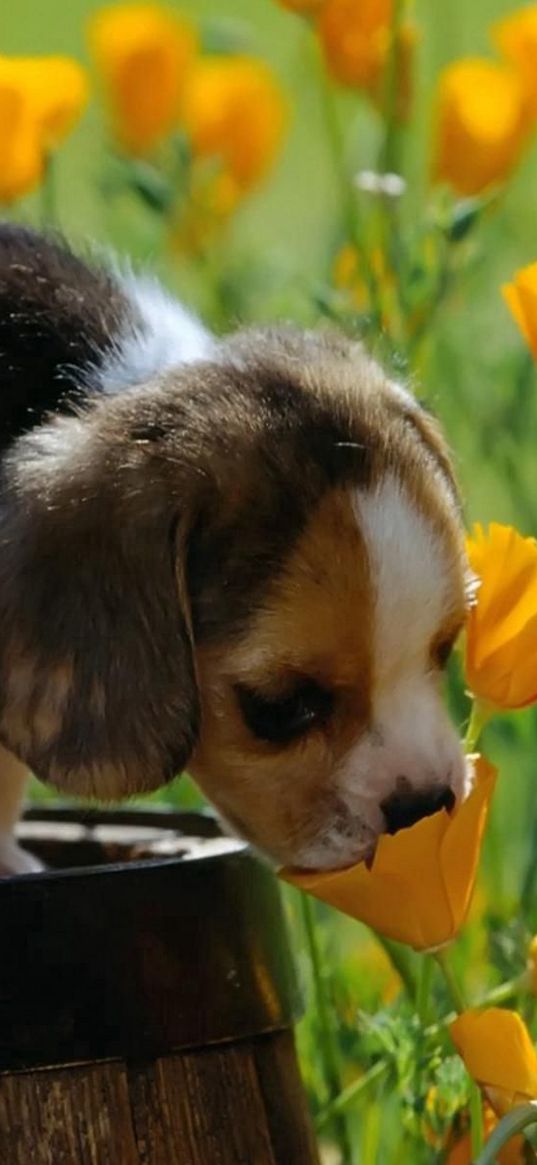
[
  {"xmin": 188, "ymin": 329, "xmax": 469, "ymax": 868},
  {"xmin": 0, "ymin": 325, "xmax": 468, "ymax": 869}
]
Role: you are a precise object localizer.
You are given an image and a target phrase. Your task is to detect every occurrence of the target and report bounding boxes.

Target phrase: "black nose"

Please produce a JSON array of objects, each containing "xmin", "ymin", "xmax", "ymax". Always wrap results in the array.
[{"xmin": 381, "ymin": 783, "xmax": 455, "ymax": 835}]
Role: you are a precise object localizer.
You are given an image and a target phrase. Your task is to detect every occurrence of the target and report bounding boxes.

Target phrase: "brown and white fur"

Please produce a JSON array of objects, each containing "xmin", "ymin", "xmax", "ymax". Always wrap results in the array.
[{"xmin": 0, "ymin": 225, "xmax": 470, "ymax": 875}]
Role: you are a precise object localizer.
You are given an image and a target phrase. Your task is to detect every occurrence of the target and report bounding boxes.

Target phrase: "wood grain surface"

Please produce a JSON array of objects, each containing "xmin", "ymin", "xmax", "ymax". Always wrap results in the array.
[{"xmin": 0, "ymin": 1033, "xmax": 320, "ymax": 1164}]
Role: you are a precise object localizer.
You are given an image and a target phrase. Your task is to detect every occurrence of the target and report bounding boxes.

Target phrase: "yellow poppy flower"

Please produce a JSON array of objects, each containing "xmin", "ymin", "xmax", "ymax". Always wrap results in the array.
[
  {"xmin": 433, "ymin": 58, "xmax": 527, "ymax": 196},
  {"xmin": 318, "ymin": 0, "xmax": 392, "ymax": 90},
  {"xmin": 0, "ymin": 56, "xmax": 88, "ymax": 150},
  {"xmin": 0, "ymin": 78, "xmax": 43, "ymax": 204},
  {"xmin": 494, "ymin": 6, "xmax": 537, "ymax": 123},
  {"xmin": 280, "ymin": 757, "xmax": 495, "ymax": 952},
  {"xmin": 88, "ymin": 2, "xmax": 196, "ymax": 155},
  {"xmin": 465, "ymin": 524, "xmax": 537, "ymax": 711},
  {"xmin": 450, "ymin": 1008, "xmax": 537, "ymax": 1117},
  {"xmin": 183, "ymin": 57, "xmax": 287, "ymax": 192},
  {"xmin": 503, "ymin": 262, "xmax": 537, "ymax": 359},
  {"xmin": 369, "ymin": 20, "xmax": 417, "ymax": 122}
]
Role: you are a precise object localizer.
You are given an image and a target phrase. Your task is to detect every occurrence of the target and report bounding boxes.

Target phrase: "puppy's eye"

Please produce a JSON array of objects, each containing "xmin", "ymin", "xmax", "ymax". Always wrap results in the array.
[{"xmin": 236, "ymin": 679, "xmax": 334, "ymax": 745}]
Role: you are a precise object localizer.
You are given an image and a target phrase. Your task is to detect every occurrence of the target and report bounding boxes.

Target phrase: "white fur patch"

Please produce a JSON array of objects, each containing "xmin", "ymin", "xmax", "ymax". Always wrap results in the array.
[
  {"xmin": 93, "ymin": 274, "xmax": 215, "ymax": 394},
  {"xmin": 387, "ymin": 378, "xmax": 417, "ymax": 410},
  {"xmin": 298, "ymin": 475, "xmax": 467, "ymax": 870},
  {"xmin": 354, "ymin": 473, "xmax": 452, "ymax": 677}
]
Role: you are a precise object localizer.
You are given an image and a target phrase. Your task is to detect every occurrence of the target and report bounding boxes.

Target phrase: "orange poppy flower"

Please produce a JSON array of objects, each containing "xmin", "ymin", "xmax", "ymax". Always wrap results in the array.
[
  {"xmin": 88, "ymin": 2, "xmax": 196, "ymax": 155},
  {"xmin": 318, "ymin": 0, "xmax": 392, "ymax": 90},
  {"xmin": 317, "ymin": 0, "xmax": 415, "ymax": 119},
  {"xmin": 0, "ymin": 56, "xmax": 88, "ymax": 150},
  {"xmin": 183, "ymin": 56, "xmax": 287, "ymax": 192},
  {"xmin": 433, "ymin": 58, "xmax": 527, "ymax": 196},
  {"xmin": 503, "ymin": 262, "xmax": 537, "ymax": 359},
  {"xmin": 280, "ymin": 757, "xmax": 495, "ymax": 952},
  {"xmin": 465, "ymin": 524, "xmax": 537, "ymax": 710},
  {"xmin": 494, "ymin": 5, "xmax": 537, "ymax": 124},
  {"xmin": 0, "ymin": 78, "xmax": 42, "ymax": 204},
  {"xmin": 450, "ymin": 1008, "xmax": 537, "ymax": 1117}
]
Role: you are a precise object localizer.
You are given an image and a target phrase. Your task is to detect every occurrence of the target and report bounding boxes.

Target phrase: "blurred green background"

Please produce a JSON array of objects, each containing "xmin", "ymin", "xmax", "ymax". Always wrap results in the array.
[{"xmin": 6, "ymin": 2, "xmax": 537, "ymax": 1161}]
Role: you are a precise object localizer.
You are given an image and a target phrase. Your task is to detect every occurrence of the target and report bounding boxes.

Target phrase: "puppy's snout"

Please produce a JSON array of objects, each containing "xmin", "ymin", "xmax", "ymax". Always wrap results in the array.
[{"xmin": 381, "ymin": 781, "xmax": 455, "ymax": 835}]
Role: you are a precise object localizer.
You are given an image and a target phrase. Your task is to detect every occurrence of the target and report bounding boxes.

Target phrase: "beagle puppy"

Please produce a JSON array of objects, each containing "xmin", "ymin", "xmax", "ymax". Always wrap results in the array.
[{"xmin": 0, "ymin": 224, "xmax": 470, "ymax": 875}]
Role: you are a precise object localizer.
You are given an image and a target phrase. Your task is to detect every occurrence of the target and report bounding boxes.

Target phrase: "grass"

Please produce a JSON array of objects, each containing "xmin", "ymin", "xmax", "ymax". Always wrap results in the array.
[{"xmin": 6, "ymin": 0, "xmax": 537, "ymax": 1161}]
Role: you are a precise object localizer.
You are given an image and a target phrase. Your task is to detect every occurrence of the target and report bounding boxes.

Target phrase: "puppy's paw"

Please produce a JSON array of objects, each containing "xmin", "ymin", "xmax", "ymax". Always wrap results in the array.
[{"xmin": 0, "ymin": 834, "xmax": 44, "ymax": 876}]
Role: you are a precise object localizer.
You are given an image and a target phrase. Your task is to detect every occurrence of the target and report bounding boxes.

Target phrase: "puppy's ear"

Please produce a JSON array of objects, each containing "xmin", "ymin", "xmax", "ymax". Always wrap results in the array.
[{"xmin": 0, "ymin": 409, "xmax": 200, "ymax": 798}]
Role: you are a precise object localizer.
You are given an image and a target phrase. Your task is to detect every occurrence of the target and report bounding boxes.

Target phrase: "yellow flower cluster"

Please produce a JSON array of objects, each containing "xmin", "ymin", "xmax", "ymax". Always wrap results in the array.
[
  {"xmin": 88, "ymin": 2, "xmax": 287, "ymax": 210},
  {"xmin": 435, "ymin": 5, "xmax": 537, "ymax": 196},
  {"xmin": 0, "ymin": 3, "xmax": 286, "ymax": 219},
  {"xmin": 0, "ymin": 55, "xmax": 87, "ymax": 203}
]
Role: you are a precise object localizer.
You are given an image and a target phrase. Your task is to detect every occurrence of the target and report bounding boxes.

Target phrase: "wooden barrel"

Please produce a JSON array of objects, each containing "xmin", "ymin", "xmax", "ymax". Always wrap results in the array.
[{"xmin": 0, "ymin": 806, "xmax": 320, "ymax": 1165}]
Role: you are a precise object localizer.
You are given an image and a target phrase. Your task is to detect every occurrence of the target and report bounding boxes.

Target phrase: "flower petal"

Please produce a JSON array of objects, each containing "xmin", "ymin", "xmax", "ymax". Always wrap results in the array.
[
  {"xmin": 494, "ymin": 5, "xmax": 537, "ymax": 124},
  {"xmin": 281, "ymin": 760, "xmax": 495, "ymax": 951},
  {"xmin": 89, "ymin": 2, "xmax": 196, "ymax": 155},
  {"xmin": 183, "ymin": 56, "xmax": 287, "ymax": 191},
  {"xmin": 0, "ymin": 80, "xmax": 43, "ymax": 204},
  {"xmin": 0, "ymin": 56, "xmax": 88, "ymax": 149},
  {"xmin": 450, "ymin": 1009, "xmax": 537, "ymax": 1108},
  {"xmin": 503, "ymin": 262, "xmax": 537, "ymax": 359},
  {"xmin": 440, "ymin": 757, "xmax": 496, "ymax": 934},
  {"xmin": 434, "ymin": 58, "xmax": 526, "ymax": 196},
  {"xmin": 466, "ymin": 524, "xmax": 537, "ymax": 709}
]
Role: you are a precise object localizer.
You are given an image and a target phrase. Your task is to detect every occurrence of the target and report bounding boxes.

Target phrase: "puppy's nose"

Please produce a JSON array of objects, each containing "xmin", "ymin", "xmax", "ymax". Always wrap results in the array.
[{"xmin": 381, "ymin": 783, "xmax": 455, "ymax": 835}]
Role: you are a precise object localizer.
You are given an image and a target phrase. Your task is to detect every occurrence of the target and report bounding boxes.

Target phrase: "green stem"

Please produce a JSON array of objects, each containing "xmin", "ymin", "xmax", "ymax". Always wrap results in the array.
[
  {"xmin": 434, "ymin": 947, "xmax": 466, "ymax": 1013},
  {"xmin": 375, "ymin": 935, "xmax": 417, "ymax": 1001},
  {"xmin": 300, "ymin": 896, "xmax": 353, "ymax": 1165},
  {"xmin": 434, "ymin": 949, "xmax": 486, "ymax": 1153},
  {"xmin": 470, "ymin": 1081, "xmax": 484, "ymax": 1158},
  {"xmin": 315, "ymin": 1060, "xmax": 389, "ymax": 1130},
  {"xmin": 474, "ymin": 1102, "xmax": 537, "ymax": 1165},
  {"xmin": 379, "ymin": 0, "xmax": 405, "ymax": 175},
  {"xmin": 464, "ymin": 699, "xmax": 493, "ymax": 754},
  {"xmin": 314, "ymin": 40, "xmax": 383, "ymax": 324},
  {"xmin": 424, "ymin": 972, "xmax": 526, "ymax": 1040},
  {"xmin": 520, "ymin": 744, "xmax": 537, "ymax": 909},
  {"xmin": 416, "ymin": 955, "xmax": 434, "ymax": 1027}
]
